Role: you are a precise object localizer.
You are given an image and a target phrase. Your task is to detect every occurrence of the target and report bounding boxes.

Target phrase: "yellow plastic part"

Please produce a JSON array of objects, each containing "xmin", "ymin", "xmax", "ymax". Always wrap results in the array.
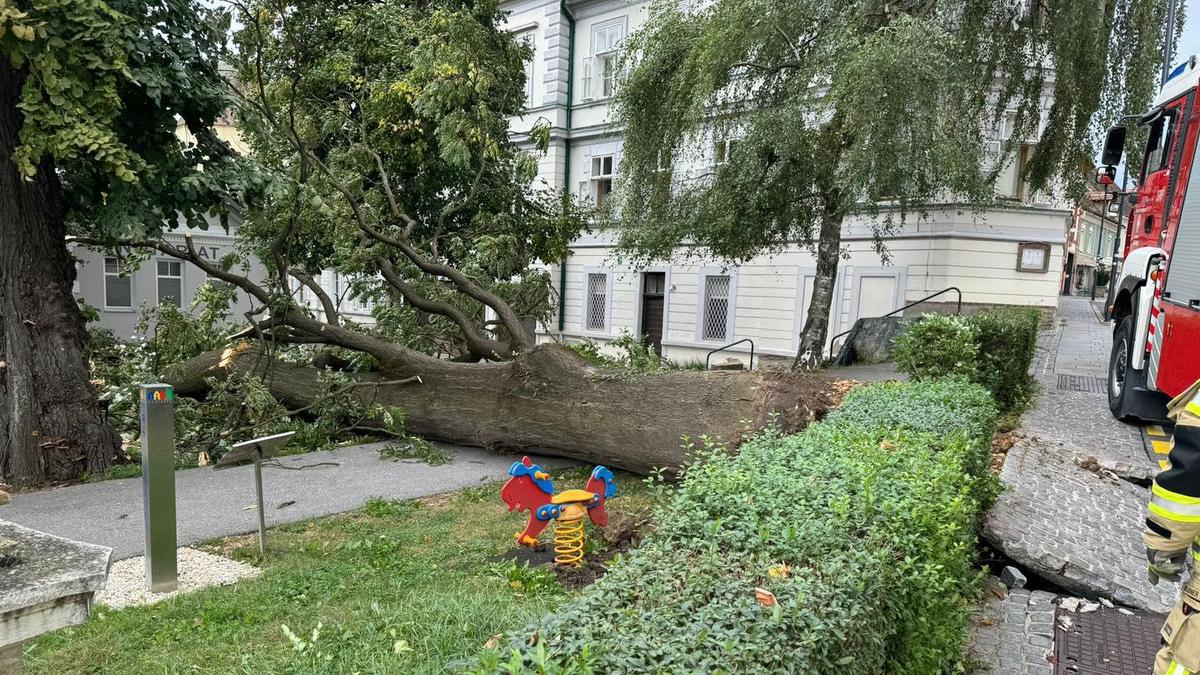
[{"xmin": 551, "ymin": 489, "xmax": 595, "ymax": 505}]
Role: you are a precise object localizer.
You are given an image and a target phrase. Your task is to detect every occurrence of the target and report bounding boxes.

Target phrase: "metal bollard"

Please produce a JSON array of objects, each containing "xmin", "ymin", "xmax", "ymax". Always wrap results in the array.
[{"xmin": 139, "ymin": 384, "xmax": 178, "ymax": 593}]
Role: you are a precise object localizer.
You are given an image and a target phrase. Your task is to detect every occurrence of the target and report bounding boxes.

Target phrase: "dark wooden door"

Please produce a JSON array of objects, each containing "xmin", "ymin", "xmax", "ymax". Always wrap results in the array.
[{"xmin": 641, "ymin": 272, "xmax": 666, "ymax": 353}]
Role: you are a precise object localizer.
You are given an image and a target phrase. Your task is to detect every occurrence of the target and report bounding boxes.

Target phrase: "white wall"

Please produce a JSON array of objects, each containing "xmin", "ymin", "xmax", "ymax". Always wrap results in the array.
[{"xmin": 538, "ymin": 204, "xmax": 1068, "ymax": 366}]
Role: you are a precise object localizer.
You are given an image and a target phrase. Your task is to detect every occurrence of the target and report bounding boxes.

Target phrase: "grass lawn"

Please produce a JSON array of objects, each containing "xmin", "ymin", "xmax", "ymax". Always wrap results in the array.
[{"xmin": 26, "ymin": 467, "xmax": 654, "ymax": 675}]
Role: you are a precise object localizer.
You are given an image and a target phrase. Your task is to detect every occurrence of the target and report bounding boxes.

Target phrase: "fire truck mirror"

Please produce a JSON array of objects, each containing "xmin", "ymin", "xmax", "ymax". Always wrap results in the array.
[{"xmin": 1101, "ymin": 125, "xmax": 1127, "ymax": 167}]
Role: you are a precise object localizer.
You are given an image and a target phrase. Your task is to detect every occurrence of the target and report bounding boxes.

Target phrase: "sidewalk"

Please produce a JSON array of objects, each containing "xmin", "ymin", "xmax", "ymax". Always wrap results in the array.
[
  {"xmin": 0, "ymin": 442, "xmax": 572, "ymax": 560},
  {"xmin": 968, "ymin": 296, "xmax": 1170, "ymax": 673}
]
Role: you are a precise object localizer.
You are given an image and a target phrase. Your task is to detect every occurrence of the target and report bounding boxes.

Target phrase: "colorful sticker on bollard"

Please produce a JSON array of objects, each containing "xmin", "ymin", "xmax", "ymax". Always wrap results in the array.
[{"xmin": 146, "ymin": 388, "xmax": 174, "ymax": 402}]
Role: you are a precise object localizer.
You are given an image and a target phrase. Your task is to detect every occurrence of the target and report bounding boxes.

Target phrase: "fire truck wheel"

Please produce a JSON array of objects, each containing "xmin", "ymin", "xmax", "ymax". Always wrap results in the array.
[{"xmin": 1108, "ymin": 315, "xmax": 1137, "ymax": 420}]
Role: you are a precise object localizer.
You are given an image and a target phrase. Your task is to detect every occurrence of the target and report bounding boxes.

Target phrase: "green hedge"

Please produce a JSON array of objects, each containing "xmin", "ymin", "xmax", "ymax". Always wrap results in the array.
[
  {"xmin": 892, "ymin": 314, "xmax": 978, "ymax": 381},
  {"xmin": 894, "ymin": 307, "xmax": 1040, "ymax": 412},
  {"xmin": 970, "ymin": 307, "xmax": 1039, "ymax": 412},
  {"xmin": 470, "ymin": 380, "xmax": 998, "ymax": 674}
]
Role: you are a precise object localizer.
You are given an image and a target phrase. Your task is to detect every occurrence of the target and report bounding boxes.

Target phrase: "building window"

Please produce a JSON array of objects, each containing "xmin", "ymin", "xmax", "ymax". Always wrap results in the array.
[
  {"xmin": 713, "ymin": 137, "xmax": 739, "ymax": 168},
  {"xmin": 349, "ymin": 274, "xmax": 372, "ymax": 312},
  {"xmin": 291, "ymin": 277, "xmax": 310, "ymax": 306},
  {"xmin": 582, "ymin": 19, "xmax": 626, "ymax": 101},
  {"xmin": 1017, "ymin": 242, "xmax": 1051, "ymax": 273},
  {"xmin": 584, "ymin": 271, "xmax": 609, "ymax": 332},
  {"xmin": 699, "ymin": 273, "xmax": 733, "ymax": 341},
  {"xmin": 157, "ymin": 260, "xmax": 183, "ymax": 308},
  {"xmin": 590, "ymin": 155, "xmax": 614, "ymax": 206},
  {"xmin": 517, "ymin": 30, "xmax": 535, "ymax": 108},
  {"xmin": 104, "ymin": 257, "xmax": 132, "ymax": 309}
]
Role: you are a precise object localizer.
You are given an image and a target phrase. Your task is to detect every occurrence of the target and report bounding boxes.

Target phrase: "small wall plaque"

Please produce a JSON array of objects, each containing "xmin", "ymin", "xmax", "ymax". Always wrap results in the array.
[{"xmin": 1017, "ymin": 242, "xmax": 1051, "ymax": 273}]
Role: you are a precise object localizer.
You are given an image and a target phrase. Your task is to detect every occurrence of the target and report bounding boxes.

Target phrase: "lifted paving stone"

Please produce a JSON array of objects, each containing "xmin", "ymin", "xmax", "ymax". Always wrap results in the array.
[
  {"xmin": 983, "ymin": 296, "xmax": 1172, "ymax": 613},
  {"xmin": 985, "ymin": 432, "xmax": 1175, "ymax": 613}
]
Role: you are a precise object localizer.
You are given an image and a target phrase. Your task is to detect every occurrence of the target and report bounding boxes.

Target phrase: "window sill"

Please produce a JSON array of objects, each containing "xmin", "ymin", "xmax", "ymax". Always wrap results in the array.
[{"xmin": 102, "ymin": 307, "xmax": 137, "ymax": 313}]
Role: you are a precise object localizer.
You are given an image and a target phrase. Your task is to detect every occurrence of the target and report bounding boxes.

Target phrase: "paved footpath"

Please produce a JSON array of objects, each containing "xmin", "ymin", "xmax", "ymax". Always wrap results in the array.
[
  {"xmin": 1, "ymin": 442, "xmax": 571, "ymax": 560},
  {"xmin": 969, "ymin": 296, "xmax": 1170, "ymax": 674}
]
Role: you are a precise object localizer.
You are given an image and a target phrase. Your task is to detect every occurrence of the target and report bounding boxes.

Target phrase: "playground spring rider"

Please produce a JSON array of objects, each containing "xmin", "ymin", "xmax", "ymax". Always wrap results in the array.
[{"xmin": 500, "ymin": 457, "xmax": 615, "ymax": 567}]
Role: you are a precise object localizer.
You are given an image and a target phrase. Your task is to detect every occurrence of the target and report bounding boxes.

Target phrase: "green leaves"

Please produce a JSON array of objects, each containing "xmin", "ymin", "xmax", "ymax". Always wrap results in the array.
[
  {"xmin": 893, "ymin": 314, "xmax": 980, "ymax": 382},
  {"xmin": 612, "ymin": 0, "xmax": 1167, "ymax": 265},
  {"xmin": 2, "ymin": 0, "xmax": 248, "ymax": 242},
  {"xmin": 894, "ymin": 308, "xmax": 1040, "ymax": 413},
  {"xmin": 475, "ymin": 378, "xmax": 999, "ymax": 672},
  {"xmin": 227, "ymin": 0, "xmax": 585, "ymax": 355}
]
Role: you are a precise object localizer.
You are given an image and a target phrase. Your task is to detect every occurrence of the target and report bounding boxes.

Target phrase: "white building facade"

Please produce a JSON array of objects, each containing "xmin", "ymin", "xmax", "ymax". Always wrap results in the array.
[
  {"xmin": 74, "ymin": 225, "xmax": 376, "ymax": 339},
  {"xmin": 504, "ymin": 0, "xmax": 1070, "ymax": 367},
  {"xmin": 75, "ymin": 118, "xmax": 376, "ymax": 339}
]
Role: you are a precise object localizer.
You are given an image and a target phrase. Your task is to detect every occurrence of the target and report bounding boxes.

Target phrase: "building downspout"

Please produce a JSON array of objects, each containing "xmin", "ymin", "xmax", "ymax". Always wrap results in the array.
[{"xmin": 557, "ymin": 0, "xmax": 575, "ymax": 333}]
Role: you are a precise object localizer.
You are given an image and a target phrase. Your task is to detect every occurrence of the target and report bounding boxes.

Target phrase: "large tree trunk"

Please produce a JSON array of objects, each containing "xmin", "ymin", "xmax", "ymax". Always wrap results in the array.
[
  {"xmin": 0, "ymin": 63, "xmax": 121, "ymax": 486},
  {"xmin": 164, "ymin": 343, "xmax": 836, "ymax": 474},
  {"xmin": 793, "ymin": 204, "xmax": 845, "ymax": 371}
]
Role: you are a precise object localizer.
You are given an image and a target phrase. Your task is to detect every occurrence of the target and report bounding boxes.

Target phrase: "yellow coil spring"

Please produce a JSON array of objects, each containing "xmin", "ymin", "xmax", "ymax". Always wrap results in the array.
[{"xmin": 553, "ymin": 517, "xmax": 586, "ymax": 567}]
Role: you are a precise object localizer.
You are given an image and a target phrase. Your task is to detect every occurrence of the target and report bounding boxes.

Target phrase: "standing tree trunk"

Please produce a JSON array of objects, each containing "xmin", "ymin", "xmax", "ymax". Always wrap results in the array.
[
  {"xmin": 0, "ymin": 62, "xmax": 120, "ymax": 486},
  {"xmin": 793, "ymin": 198, "xmax": 845, "ymax": 371}
]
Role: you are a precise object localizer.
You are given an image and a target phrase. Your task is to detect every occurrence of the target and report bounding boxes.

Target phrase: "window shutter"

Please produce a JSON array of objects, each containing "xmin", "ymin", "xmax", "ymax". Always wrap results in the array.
[{"xmin": 581, "ymin": 57, "xmax": 594, "ymax": 101}]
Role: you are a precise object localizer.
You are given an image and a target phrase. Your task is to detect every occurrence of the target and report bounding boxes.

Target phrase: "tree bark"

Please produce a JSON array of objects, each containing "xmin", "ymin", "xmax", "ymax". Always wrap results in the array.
[
  {"xmin": 0, "ymin": 62, "xmax": 121, "ymax": 486},
  {"xmin": 164, "ymin": 343, "xmax": 836, "ymax": 474},
  {"xmin": 793, "ymin": 203, "xmax": 845, "ymax": 371}
]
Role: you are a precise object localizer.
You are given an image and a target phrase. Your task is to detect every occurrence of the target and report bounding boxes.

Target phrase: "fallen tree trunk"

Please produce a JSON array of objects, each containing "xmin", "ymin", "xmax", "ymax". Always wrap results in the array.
[{"xmin": 164, "ymin": 343, "xmax": 836, "ymax": 474}]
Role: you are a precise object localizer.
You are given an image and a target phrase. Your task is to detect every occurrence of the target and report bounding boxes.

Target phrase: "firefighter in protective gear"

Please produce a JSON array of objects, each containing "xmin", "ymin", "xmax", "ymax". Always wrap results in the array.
[{"xmin": 1145, "ymin": 379, "xmax": 1200, "ymax": 675}]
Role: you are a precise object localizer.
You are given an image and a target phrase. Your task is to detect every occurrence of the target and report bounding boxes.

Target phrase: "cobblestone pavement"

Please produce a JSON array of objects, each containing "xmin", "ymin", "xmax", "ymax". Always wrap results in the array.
[
  {"xmin": 968, "ymin": 580, "xmax": 1056, "ymax": 674},
  {"xmin": 1025, "ymin": 299, "xmax": 1145, "ymax": 471},
  {"xmin": 971, "ymin": 296, "xmax": 1172, "ymax": 673},
  {"xmin": 985, "ymin": 434, "xmax": 1174, "ymax": 612},
  {"xmin": 984, "ymin": 297, "xmax": 1171, "ymax": 611}
]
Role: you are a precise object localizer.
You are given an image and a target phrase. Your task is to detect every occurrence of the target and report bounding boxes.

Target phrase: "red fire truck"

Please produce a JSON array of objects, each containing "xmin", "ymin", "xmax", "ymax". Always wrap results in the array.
[{"xmin": 1106, "ymin": 56, "xmax": 1200, "ymax": 422}]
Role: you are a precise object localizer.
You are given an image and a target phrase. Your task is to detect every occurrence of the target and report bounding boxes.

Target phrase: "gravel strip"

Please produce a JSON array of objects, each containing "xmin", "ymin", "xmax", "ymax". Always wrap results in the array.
[{"xmin": 96, "ymin": 547, "xmax": 261, "ymax": 610}]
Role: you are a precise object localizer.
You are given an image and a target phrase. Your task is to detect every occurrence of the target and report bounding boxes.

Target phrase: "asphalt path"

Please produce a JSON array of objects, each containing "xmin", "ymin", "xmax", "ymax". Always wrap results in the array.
[{"xmin": 0, "ymin": 442, "xmax": 571, "ymax": 560}]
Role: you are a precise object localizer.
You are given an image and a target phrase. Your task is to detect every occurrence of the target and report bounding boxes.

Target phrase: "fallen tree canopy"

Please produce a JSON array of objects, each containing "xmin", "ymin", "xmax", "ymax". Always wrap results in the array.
[{"xmin": 163, "ymin": 343, "xmax": 836, "ymax": 474}]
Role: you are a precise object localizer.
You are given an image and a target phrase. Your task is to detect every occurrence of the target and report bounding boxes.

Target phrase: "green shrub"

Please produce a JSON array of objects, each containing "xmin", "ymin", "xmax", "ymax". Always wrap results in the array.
[
  {"xmin": 469, "ymin": 379, "xmax": 996, "ymax": 674},
  {"xmin": 892, "ymin": 314, "xmax": 978, "ymax": 381},
  {"xmin": 969, "ymin": 307, "xmax": 1039, "ymax": 412},
  {"xmin": 893, "ymin": 308, "xmax": 1040, "ymax": 413},
  {"xmin": 829, "ymin": 378, "xmax": 1000, "ymax": 508}
]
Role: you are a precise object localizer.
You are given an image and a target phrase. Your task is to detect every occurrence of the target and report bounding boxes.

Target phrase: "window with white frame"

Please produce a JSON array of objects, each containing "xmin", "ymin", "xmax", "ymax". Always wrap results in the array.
[
  {"xmin": 104, "ymin": 257, "xmax": 132, "ymax": 309},
  {"xmin": 349, "ymin": 274, "xmax": 372, "ymax": 312},
  {"xmin": 699, "ymin": 273, "xmax": 733, "ymax": 341},
  {"xmin": 517, "ymin": 30, "xmax": 536, "ymax": 108},
  {"xmin": 713, "ymin": 137, "xmax": 740, "ymax": 168},
  {"xmin": 585, "ymin": 271, "xmax": 609, "ymax": 331},
  {"xmin": 589, "ymin": 155, "xmax": 615, "ymax": 206},
  {"xmin": 291, "ymin": 276, "xmax": 311, "ymax": 306},
  {"xmin": 157, "ymin": 260, "xmax": 183, "ymax": 308},
  {"xmin": 582, "ymin": 19, "xmax": 626, "ymax": 101}
]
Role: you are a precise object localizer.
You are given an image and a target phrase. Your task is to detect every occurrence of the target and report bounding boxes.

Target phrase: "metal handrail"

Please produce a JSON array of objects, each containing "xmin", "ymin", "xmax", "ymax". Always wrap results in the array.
[
  {"xmin": 706, "ymin": 338, "xmax": 755, "ymax": 371},
  {"xmin": 826, "ymin": 286, "xmax": 962, "ymax": 360}
]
